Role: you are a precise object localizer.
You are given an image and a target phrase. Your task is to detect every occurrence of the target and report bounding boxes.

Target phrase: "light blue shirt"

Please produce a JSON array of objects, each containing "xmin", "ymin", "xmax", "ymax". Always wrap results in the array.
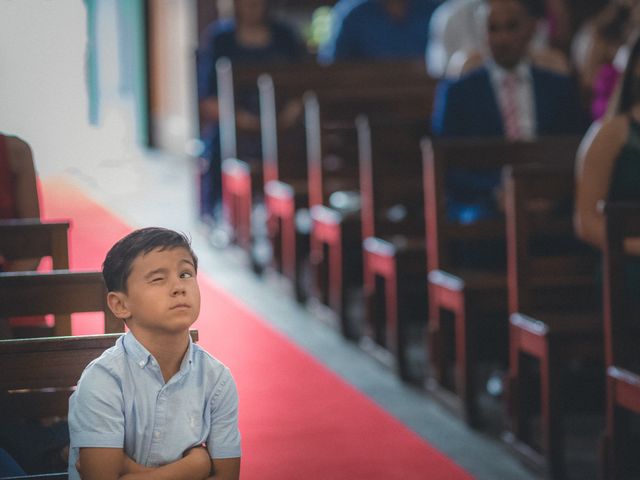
[{"xmin": 68, "ymin": 331, "xmax": 241, "ymax": 479}]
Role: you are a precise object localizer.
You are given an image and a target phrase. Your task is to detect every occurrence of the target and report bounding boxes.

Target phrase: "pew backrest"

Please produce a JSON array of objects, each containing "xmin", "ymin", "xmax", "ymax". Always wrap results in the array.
[
  {"xmin": 249, "ymin": 60, "xmax": 437, "ymax": 205},
  {"xmin": 504, "ymin": 162, "xmax": 599, "ymax": 314},
  {"xmin": 0, "ymin": 219, "xmax": 70, "ymax": 269},
  {"xmin": 421, "ymin": 136, "xmax": 582, "ymax": 273},
  {"xmin": 356, "ymin": 115, "xmax": 426, "ymax": 242},
  {"xmin": 0, "ymin": 330, "xmax": 199, "ymax": 421},
  {"xmin": 0, "ymin": 270, "xmax": 121, "ymax": 336}
]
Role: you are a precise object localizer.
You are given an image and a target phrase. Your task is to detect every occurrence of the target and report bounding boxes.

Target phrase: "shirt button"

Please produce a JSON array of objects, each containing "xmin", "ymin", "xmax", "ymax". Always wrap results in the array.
[
  {"xmin": 154, "ymin": 431, "xmax": 160, "ymax": 439},
  {"xmin": 139, "ymin": 360, "xmax": 145, "ymax": 367}
]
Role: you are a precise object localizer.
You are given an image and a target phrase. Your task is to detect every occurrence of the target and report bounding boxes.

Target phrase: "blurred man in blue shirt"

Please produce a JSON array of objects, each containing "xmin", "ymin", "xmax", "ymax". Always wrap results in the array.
[{"xmin": 318, "ymin": 0, "xmax": 440, "ymax": 64}]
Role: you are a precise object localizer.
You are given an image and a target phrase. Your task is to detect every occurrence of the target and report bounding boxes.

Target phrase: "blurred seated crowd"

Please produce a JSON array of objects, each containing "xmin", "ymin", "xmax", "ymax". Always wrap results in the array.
[{"xmin": 195, "ymin": 0, "xmax": 640, "ymax": 229}]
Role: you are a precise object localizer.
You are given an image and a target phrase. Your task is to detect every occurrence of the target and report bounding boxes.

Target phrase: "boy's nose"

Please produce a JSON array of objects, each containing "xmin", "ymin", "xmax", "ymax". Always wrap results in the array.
[{"xmin": 171, "ymin": 281, "xmax": 186, "ymax": 295}]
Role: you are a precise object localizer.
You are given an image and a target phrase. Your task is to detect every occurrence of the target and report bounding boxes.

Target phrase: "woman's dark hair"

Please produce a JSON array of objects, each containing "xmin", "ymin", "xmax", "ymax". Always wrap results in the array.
[
  {"xmin": 102, "ymin": 227, "xmax": 198, "ymax": 292},
  {"xmin": 616, "ymin": 31, "xmax": 640, "ymax": 114}
]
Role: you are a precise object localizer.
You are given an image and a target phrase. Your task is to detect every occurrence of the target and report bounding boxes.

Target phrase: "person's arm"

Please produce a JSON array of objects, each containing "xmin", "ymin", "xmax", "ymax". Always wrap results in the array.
[
  {"xmin": 574, "ymin": 117, "xmax": 627, "ymax": 250},
  {"xmin": 5, "ymin": 136, "xmax": 40, "ymax": 271},
  {"xmin": 209, "ymin": 457, "xmax": 240, "ymax": 480},
  {"xmin": 7, "ymin": 136, "xmax": 39, "ymax": 219},
  {"xmin": 78, "ymin": 446, "xmax": 212, "ymax": 480},
  {"xmin": 206, "ymin": 370, "xmax": 241, "ymax": 480}
]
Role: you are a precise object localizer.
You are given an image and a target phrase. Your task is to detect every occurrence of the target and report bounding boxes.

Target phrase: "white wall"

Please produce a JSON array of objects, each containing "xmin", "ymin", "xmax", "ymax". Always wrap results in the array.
[{"xmin": 0, "ymin": 0, "xmax": 137, "ymax": 178}]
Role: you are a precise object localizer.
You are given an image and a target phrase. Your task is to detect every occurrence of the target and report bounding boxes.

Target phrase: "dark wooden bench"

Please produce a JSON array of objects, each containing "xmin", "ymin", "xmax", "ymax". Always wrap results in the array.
[
  {"xmin": 601, "ymin": 201, "xmax": 640, "ymax": 480},
  {"xmin": 304, "ymin": 65, "xmax": 436, "ymax": 336},
  {"xmin": 502, "ymin": 163, "xmax": 601, "ymax": 478},
  {"xmin": 356, "ymin": 115, "xmax": 427, "ymax": 381},
  {"xmin": 0, "ymin": 270, "xmax": 122, "ymax": 336},
  {"xmin": 0, "ymin": 219, "xmax": 70, "ymax": 269},
  {"xmin": 257, "ymin": 60, "xmax": 436, "ymax": 304},
  {"xmin": 421, "ymin": 136, "xmax": 582, "ymax": 427},
  {"xmin": 0, "ymin": 330, "xmax": 199, "ymax": 479},
  {"xmin": 0, "ymin": 220, "xmax": 72, "ymax": 337},
  {"xmin": 258, "ymin": 70, "xmax": 310, "ymax": 299}
]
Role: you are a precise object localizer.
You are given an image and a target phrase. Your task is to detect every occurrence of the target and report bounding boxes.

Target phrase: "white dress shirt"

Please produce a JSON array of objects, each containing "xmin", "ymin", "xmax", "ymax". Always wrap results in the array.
[{"xmin": 486, "ymin": 60, "xmax": 537, "ymax": 140}]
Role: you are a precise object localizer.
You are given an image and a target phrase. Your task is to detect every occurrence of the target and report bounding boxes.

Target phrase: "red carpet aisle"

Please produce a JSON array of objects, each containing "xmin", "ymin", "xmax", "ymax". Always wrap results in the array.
[{"xmin": 41, "ymin": 177, "xmax": 474, "ymax": 480}]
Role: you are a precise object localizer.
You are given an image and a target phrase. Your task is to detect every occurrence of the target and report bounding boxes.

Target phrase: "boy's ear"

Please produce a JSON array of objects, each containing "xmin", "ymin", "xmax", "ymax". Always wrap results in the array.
[{"xmin": 107, "ymin": 291, "xmax": 131, "ymax": 320}]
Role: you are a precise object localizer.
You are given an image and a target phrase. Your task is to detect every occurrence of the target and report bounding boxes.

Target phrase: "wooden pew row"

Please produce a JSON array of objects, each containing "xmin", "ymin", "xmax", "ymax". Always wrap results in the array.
[
  {"xmin": 421, "ymin": 136, "xmax": 582, "ymax": 427},
  {"xmin": 0, "ymin": 270, "xmax": 122, "ymax": 336},
  {"xmin": 356, "ymin": 115, "xmax": 427, "ymax": 381},
  {"xmin": 216, "ymin": 59, "xmax": 436, "ymax": 294},
  {"xmin": 265, "ymin": 61, "xmax": 436, "ymax": 305},
  {"xmin": 502, "ymin": 163, "xmax": 601, "ymax": 479},
  {"xmin": 304, "ymin": 78, "xmax": 436, "ymax": 334},
  {"xmin": 601, "ymin": 202, "xmax": 640, "ymax": 480},
  {"xmin": 0, "ymin": 330, "xmax": 199, "ymax": 479}
]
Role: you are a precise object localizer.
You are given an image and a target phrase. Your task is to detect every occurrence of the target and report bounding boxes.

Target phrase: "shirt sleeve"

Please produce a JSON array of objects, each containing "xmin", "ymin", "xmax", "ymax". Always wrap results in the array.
[
  {"xmin": 207, "ymin": 368, "xmax": 241, "ymax": 459},
  {"xmin": 68, "ymin": 363, "xmax": 125, "ymax": 449}
]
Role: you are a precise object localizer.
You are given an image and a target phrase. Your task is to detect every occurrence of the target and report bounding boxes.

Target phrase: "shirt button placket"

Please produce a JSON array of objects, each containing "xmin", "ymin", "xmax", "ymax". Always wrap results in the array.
[{"xmin": 149, "ymin": 388, "xmax": 166, "ymax": 465}]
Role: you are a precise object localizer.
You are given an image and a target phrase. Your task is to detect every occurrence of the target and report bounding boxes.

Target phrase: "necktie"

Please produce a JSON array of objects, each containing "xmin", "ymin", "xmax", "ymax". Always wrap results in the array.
[{"xmin": 501, "ymin": 73, "xmax": 522, "ymax": 140}]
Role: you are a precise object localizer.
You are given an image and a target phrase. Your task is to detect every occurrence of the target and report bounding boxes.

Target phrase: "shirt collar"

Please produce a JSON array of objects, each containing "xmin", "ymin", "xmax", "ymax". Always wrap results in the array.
[
  {"xmin": 123, "ymin": 331, "xmax": 195, "ymax": 373},
  {"xmin": 486, "ymin": 58, "xmax": 532, "ymax": 84}
]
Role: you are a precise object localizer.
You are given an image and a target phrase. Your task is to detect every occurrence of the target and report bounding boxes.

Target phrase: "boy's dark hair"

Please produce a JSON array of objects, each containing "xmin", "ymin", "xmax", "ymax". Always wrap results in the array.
[{"xmin": 102, "ymin": 227, "xmax": 198, "ymax": 292}]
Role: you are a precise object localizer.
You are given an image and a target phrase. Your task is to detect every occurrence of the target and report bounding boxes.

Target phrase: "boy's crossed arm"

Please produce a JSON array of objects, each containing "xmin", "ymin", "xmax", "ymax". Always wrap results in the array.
[{"xmin": 78, "ymin": 445, "xmax": 240, "ymax": 480}]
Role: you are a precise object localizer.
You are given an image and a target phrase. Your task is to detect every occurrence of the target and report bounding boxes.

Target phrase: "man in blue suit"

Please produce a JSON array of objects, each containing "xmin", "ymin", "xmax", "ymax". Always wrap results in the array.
[{"xmin": 431, "ymin": 0, "xmax": 585, "ymax": 222}]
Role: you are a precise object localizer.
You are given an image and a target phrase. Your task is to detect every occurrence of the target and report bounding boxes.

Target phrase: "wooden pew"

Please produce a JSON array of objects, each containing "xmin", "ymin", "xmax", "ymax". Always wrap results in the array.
[
  {"xmin": 421, "ymin": 136, "xmax": 581, "ymax": 427},
  {"xmin": 0, "ymin": 219, "xmax": 70, "ymax": 269},
  {"xmin": 0, "ymin": 330, "xmax": 199, "ymax": 479},
  {"xmin": 502, "ymin": 163, "xmax": 601, "ymax": 479},
  {"xmin": 304, "ymin": 65, "xmax": 436, "ymax": 336},
  {"xmin": 601, "ymin": 202, "xmax": 640, "ymax": 480},
  {"xmin": 219, "ymin": 59, "xmax": 431, "ymax": 258},
  {"xmin": 304, "ymin": 93, "xmax": 362, "ymax": 336},
  {"xmin": 261, "ymin": 60, "xmax": 435, "ymax": 304},
  {"xmin": 216, "ymin": 57, "xmax": 264, "ymax": 255},
  {"xmin": 0, "ymin": 270, "xmax": 122, "ymax": 336},
  {"xmin": 0, "ymin": 220, "xmax": 71, "ymax": 336},
  {"xmin": 356, "ymin": 115, "xmax": 427, "ymax": 381},
  {"xmin": 258, "ymin": 71, "xmax": 310, "ymax": 300}
]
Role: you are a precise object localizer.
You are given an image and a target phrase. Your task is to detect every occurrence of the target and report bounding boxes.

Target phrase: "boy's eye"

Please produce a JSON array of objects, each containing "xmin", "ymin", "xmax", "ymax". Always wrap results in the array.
[
  {"xmin": 180, "ymin": 271, "xmax": 194, "ymax": 279},
  {"xmin": 150, "ymin": 276, "xmax": 164, "ymax": 283}
]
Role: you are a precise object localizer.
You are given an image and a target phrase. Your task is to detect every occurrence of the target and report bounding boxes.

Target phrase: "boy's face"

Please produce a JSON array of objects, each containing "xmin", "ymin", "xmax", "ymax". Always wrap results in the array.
[{"xmin": 109, "ymin": 246, "xmax": 200, "ymax": 336}]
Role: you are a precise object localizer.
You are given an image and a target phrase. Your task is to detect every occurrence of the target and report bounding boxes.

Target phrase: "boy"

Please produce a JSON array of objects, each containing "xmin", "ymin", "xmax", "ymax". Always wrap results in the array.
[{"xmin": 68, "ymin": 227, "xmax": 241, "ymax": 479}]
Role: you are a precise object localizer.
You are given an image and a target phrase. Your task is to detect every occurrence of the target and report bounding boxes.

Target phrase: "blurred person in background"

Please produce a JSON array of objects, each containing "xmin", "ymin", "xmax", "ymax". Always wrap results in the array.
[{"xmin": 197, "ymin": 0, "xmax": 305, "ymax": 226}]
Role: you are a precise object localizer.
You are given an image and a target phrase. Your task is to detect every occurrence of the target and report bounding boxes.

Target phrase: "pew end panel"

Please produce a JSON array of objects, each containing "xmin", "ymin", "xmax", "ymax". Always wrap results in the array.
[
  {"xmin": 0, "ymin": 270, "xmax": 122, "ymax": 336},
  {"xmin": 503, "ymin": 162, "xmax": 603, "ymax": 479},
  {"xmin": 357, "ymin": 115, "xmax": 428, "ymax": 382}
]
